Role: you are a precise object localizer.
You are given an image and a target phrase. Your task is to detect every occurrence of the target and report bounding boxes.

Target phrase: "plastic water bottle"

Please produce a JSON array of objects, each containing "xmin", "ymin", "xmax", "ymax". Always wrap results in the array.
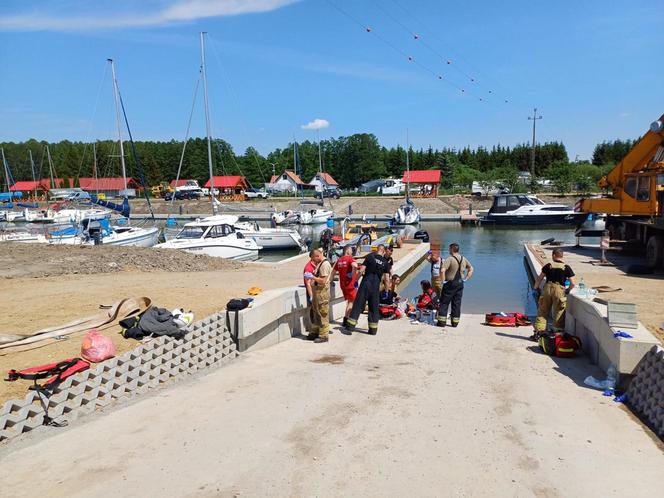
[
  {"xmin": 577, "ymin": 277, "xmax": 586, "ymax": 298},
  {"xmin": 564, "ymin": 279, "xmax": 571, "ymax": 290},
  {"xmin": 604, "ymin": 364, "xmax": 617, "ymax": 395}
]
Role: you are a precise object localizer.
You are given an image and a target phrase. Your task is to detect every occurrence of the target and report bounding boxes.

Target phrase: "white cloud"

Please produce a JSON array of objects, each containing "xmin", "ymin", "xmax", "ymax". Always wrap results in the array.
[
  {"xmin": 0, "ymin": 0, "xmax": 300, "ymax": 32},
  {"xmin": 301, "ymin": 118, "xmax": 330, "ymax": 130}
]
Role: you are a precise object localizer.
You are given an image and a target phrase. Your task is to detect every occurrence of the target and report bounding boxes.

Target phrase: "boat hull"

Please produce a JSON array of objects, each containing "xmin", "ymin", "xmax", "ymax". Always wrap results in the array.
[
  {"xmin": 482, "ymin": 213, "xmax": 588, "ymax": 226},
  {"xmin": 242, "ymin": 231, "xmax": 304, "ymax": 250}
]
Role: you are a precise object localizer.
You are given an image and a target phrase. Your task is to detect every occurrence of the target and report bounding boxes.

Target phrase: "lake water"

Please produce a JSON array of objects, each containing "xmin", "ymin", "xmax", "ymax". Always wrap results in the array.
[{"xmin": 397, "ymin": 223, "xmax": 587, "ymax": 315}]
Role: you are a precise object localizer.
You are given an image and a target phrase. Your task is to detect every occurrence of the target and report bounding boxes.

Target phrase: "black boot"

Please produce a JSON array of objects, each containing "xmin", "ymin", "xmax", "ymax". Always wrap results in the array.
[{"xmin": 342, "ymin": 317, "xmax": 348, "ymax": 328}]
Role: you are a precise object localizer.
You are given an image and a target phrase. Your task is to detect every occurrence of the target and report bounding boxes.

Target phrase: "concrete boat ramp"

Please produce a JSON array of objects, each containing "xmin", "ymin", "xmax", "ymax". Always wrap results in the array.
[{"xmin": 1, "ymin": 315, "xmax": 662, "ymax": 497}]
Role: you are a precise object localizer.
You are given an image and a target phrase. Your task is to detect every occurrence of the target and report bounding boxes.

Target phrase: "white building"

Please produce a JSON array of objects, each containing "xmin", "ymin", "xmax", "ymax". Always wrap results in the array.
[
  {"xmin": 308, "ymin": 172, "xmax": 339, "ymax": 191},
  {"xmin": 268, "ymin": 170, "xmax": 305, "ymax": 193}
]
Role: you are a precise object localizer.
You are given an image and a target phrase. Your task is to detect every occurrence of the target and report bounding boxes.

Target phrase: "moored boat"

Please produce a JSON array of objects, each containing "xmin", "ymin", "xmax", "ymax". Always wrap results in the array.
[{"xmin": 482, "ymin": 194, "xmax": 587, "ymax": 226}]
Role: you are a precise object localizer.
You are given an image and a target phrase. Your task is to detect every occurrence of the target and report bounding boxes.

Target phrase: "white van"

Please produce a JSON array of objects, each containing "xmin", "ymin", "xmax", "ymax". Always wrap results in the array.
[
  {"xmin": 471, "ymin": 181, "xmax": 509, "ymax": 197},
  {"xmin": 381, "ymin": 178, "xmax": 405, "ymax": 195}
]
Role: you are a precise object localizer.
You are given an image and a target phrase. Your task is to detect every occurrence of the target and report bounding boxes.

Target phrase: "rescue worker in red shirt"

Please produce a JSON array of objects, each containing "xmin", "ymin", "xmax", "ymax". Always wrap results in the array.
[
  {"xmin": 302, "ymin": 249, "xmax": 317, "ymax": 305},
  {"xmin": 331, "ymin": 245, "xmax": 359, "ymax": 328}
]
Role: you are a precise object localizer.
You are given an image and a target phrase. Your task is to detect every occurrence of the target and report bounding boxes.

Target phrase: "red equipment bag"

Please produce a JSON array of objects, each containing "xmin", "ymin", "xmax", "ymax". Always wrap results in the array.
[
  {"xmin": 485, "ymin": 312, "xmax": 532, "ymax": 327},
  {"xmin": 5, "ymin": 358, "xmax": 90, "ymax": 392},
  {"xmin": 555, "ymin": 333, "xmax": 582, "ymax": 358}
]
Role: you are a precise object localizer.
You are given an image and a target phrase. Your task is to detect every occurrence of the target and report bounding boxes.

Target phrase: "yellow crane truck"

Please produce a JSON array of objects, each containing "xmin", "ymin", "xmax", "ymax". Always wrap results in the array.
[{"xmin": 578, "ymin": 113, "xmax": 664, "ymax": 267}]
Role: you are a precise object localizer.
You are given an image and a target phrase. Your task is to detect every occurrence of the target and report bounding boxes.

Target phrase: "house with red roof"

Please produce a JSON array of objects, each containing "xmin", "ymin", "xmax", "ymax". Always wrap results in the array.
[
  {"xmin": 309, "ymin": 172, "xmax": 338, "ymax": 191},
  {"xmin": 205, "ymin": 176, "xmax": 249, "ymax": 195},
  {"xmin": 9, "ymin": 178, "xmax": 66, "ymax": 196},
  {"xmin": 78, "ymin": 177, "xmax": 142, "ymax": 197},
  {"xmin": 402, "ymin": 169, "xmax": 442, "ymax": 197},
  {"xmin": 268, "ymin": 170, "xmax": 305, "ymax": 194}
]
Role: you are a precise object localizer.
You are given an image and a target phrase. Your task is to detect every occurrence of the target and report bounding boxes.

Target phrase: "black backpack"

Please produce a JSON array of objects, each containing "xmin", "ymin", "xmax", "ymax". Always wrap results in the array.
[{"xmin": 226, "ymin": 298, "xmax": 250, "ymax": 311}]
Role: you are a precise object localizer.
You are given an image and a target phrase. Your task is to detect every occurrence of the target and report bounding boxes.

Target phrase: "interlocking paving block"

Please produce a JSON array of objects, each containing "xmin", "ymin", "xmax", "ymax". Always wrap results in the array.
[
  {"xmin": 627, "ymin": 345, "xmax": 664, "ymax": 437},
  {"xmin": 0, "ymin": 311, "xmax": 239, "ymax": 443}
]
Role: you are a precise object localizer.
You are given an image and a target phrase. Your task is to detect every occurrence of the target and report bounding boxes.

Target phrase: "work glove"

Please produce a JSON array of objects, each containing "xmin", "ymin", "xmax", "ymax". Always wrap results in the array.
[{"xmin": 303, "ymin": 272, "xmax": 314, "ymax": 280}]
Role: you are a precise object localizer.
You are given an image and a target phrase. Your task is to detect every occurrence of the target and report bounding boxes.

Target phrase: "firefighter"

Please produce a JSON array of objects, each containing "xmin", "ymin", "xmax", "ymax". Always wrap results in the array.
[
  {"xmin": 436, "ymin": 243, "xmax": 474, "ymax": 328},
  {"xmin": 306, "ymin": 249, "xmax": 333, "ymax": 343},
  {"xmin": 344, "ymin": 244, "xmax": 388, "ymax": 336},
  {"xmin": 532, "ymin": 248, "xmax": 576, "ymax": 337}
]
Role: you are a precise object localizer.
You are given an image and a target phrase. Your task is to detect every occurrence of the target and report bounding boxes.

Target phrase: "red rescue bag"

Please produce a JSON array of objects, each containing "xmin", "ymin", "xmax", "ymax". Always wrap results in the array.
[{"xmin": 485, "ymin": 312, "xmax": 532, "ymax": 327}]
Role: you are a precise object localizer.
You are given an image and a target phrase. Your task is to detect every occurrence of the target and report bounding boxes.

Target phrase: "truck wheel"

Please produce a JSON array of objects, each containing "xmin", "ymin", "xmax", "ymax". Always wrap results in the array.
[{"xmin": 646, "ymin": 235, "xmax": 664, "ymax": 268}]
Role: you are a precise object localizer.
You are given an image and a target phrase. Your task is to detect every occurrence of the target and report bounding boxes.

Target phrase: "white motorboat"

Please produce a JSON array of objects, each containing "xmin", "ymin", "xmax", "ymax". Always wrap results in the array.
[
  {"xmin": 233, "ymin": 219, "xmax": 307, "ymax": 251},
  {"xmin": 393, "ymin": 201, "xmax": 421, "ymax": 225},
  {"xmin": 298, "ymin": 208, "xmax": 334, "ymax": 225},
  {"xmin": 23, "ymin": 207, "xmax": 109, "ymax": 224},
  {"xmin": 482, "ymin": 194, "xmax": 587, "ymax": 226},
  {"xmin": 0, "ymin": 211, "xmax": 20, "ymax": 222},
  {"xmin": 271, "ymin": 210, "xmax": 299, "ymax": 225},
  {"xmin": 155, "ymin": 215, "xmax": 261, "ymax": 260}
]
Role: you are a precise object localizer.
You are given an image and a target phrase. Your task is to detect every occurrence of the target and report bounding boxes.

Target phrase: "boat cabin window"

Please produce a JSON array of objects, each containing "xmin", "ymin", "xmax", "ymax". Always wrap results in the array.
[
  {"xmin": 637, "ymin": 176, "xmax": 650, "ymax": 201},
  {"xmin": 496, "ymin": 196, "xmax": 507, "ymax": 207},
  {"xmin": 507, "ymin": 196, "xmax": 520, "ymax": 207},
  {"xmin": 385, "ymin": 180, "xmax": 394, "ymax": 187},
  {"xmin": 206, "ymin": 225, "xmax": 233, "ymax": 238},
  {"xmin": 177, "ymin": 226, "xmax": 206, "ymax": 239},
  {"xmin": 624, "ymin": 177, "xmax": 637, "ymax": 199}
]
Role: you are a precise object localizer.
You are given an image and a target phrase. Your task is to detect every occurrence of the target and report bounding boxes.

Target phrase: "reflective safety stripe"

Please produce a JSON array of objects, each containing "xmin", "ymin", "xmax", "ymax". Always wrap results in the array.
[
  {"xmin": 436, "ymin": 317, "xmax": 447, "ymax": 324},
  {"xmin": 346, "ymin": 318, "xmax": 357, "ymax": 326},
  {"xmin": 368, "ymin": 322, "xmax": 379, "ymax": 329},
  {"xmin": 558, "ymin": 347, "xmax": 574, "ymax": 353},
  {"xmin": 452, "ymin": 318, "xmax": 460, "ymax": 324}
]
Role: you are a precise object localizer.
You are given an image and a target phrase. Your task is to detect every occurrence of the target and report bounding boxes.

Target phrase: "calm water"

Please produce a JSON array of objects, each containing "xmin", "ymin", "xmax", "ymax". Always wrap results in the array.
[{"xmin": 395, "ymin": 223, "xmax": 583, "ymax": 315}]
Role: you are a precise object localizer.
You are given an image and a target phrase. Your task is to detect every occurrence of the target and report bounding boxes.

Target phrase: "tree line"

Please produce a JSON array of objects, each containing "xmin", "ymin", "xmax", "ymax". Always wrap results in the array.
[{"xmin": 0, "ymin": 136, "xmax": 634, "ymax": 193}]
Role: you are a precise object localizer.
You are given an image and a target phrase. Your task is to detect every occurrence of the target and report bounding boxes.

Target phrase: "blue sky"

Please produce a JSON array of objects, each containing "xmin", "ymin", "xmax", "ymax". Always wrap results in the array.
[{"xmin": 1, "ymin": 0, "xmax": 663, "ymax": 160}]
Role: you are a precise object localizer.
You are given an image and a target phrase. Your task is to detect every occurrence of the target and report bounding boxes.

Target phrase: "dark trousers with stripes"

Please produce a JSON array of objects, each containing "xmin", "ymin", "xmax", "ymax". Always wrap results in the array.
[
  {"xmin": 347, "ymin": 274, "xmax": 380, "ymax": 334},
  {"xmin": 437, "ymin": 280, "xmax": 464, "ymax": 326}
]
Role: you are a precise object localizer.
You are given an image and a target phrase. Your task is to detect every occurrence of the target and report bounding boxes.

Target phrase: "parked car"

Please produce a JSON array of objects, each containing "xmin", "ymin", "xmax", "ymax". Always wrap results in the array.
[
  {"xmin": 244, "ymin": 188, "xmax": 270, "ymax": 200},
  {"xmin": 165, "ymin": 190, "xmax": 201, "ymax": 201},
  {"xmin": 65, "ymin": 190, "xmax": 92, "ymax": 202},
  {"xmin": 471, "ymin": 181, "xmax": 510, "ymax": 197},
  {"xmin": 314, "ymin": 187, "xmax": 341, "ymax": 199}
]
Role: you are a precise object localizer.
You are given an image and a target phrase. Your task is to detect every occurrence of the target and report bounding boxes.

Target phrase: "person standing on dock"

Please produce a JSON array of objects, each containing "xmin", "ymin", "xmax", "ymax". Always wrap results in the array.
[
  {"xmin": 382, "ymin": 244, "xmax": 395, "ymax": 289},
  {"xmin": 436, "ymin": 243, "xmax": 474, "ymax": 328},
  {"xmin": 307, "ymin": 249, "xmax": 333, "ymax": 343},
  {"xmin": 331, "ymin": 245, "xmax": 359, "ymax": 328},
  {"xmin": 303, "ymin": 250, "xmax": 317, "ymax": 305},
  {"xmin": 344, "ymin": 244, "xmax": 389, "ymax": 336},
  {"xmin": 532, "ymin": 248, "xmax": 575, "ymax": 336}
]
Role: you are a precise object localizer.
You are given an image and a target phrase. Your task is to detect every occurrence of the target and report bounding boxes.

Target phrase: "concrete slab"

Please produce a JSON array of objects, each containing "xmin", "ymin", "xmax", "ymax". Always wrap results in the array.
[
  {"xmin": 1, "ymin": 314, "xmax": 661, "ymax": 497},
  {"xmin": 524, "ymin": 244, "xmax": 659, "ymax": 375}
]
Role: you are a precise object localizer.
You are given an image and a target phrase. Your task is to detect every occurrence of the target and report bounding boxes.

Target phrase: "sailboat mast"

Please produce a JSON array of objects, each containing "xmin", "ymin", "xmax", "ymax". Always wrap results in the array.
[
  {"xmin": 200, "ymin": 32, "xmax": 217, "ymax": 215},
  {"xmin": 28, "ymin": 150, "xmax": 36, "ymax": 182},
  {"xmin": 93, "ymin": 142, "xmax": 99, "ymax": 195},
  {"xmin": 108, "ymin": 59, "xmax": 127, "ymax": 192},
  {"xmin": 46, "ymin": 145, "xmax": 55, "ymax": 189},
  {"xmin": 317, "ymin": 129, "xmax": 322, "ymax": 174},
  {"xmin": 405, "ymin": 129, "xmax": 410, "ymax": 200},
  {"xmin": 1, "ymin": 148, "xmax": 9, "ymax": 192}
]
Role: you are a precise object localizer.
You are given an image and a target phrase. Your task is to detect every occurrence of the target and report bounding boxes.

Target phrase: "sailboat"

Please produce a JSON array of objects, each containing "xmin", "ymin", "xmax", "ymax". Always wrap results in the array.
[
  {"xmin": 393, "ymin": 133, "xmax": 421, "ymax": 225},
  {"xmin": 272, "ymin": 138, "xmax": 333, "ymax": 225},
  {"xmin": 155, "ymin": 33, "xmax": 261, "ymax": 260}
]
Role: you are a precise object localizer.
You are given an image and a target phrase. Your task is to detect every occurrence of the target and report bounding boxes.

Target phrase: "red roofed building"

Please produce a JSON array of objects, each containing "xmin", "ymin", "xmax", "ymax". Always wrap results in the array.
[
  {"xmin": 78, "ymin": 177, "xmax": 142, "ymax": 197},
  {"xmin": 309, "ymin": 172, "xmax": 338, "ymax": 190},
  {"xmin": 268, "ymin": 170, "xmax": 304, "ymax": 194},
  {"xmin": 10, "ymin": 178, "xmax": 66, "ymax": 195},
  {"xmin": 205, "ymin": 176, "xmax": 249, "ymax": 198},
  {"xmin": 402, "ymin": 169, "xmax": 441, "ymax": 197}
]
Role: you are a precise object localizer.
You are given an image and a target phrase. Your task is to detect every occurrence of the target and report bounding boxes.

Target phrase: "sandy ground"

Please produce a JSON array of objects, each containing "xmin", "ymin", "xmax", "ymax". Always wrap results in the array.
[
  {"xmin": 0, "ymin": 244, "xmax": 416, "ymax": 405},
  {"xmin": 537, "ymin": 243, "xmax": 664, "ymax": 343},
  {"xmin": 1, "ymin": 314, "xmax": 662, "ymax": 497},
  {"xmin": 129, "ymin": 195, "xmax": 584, "ymax": 216}
]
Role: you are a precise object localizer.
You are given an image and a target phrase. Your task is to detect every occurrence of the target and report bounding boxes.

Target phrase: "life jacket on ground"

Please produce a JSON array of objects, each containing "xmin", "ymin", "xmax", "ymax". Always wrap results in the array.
[
  {"xmin": 485, "ymin": 312, "xmax": 532, "ymax": 327},
  {"xmin": 5, "ymin": 358, "xmax": 90, "ymax": 393},
  {"xmin": 538, "ymin": 333, "xmax": 582, "ymax": 357}
]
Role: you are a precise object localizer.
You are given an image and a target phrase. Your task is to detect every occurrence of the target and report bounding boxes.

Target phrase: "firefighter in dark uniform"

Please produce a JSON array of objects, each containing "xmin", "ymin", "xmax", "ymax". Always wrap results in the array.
[
  {"xmin": 344, "ymin": 244, "xmax": 388, "ymax": 336},
  {"xmin": 436, "ymin": 243, "xmax": 474, "ymax": 328}
]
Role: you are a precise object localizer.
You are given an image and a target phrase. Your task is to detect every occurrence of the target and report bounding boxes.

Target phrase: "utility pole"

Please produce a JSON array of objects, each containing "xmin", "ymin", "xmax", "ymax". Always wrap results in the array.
[{"xmin": 528, "ymin": 108, "xmax": 542, "ymax": 181}]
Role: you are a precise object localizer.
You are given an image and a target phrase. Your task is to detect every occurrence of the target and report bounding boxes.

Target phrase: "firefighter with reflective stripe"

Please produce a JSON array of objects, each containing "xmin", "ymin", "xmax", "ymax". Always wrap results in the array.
[
  {"xmin": 344, "ymin": 244, "xmax": 388, "ymax": 335},
  {"xmin": 437, "ymin": 243, "xmax": 474, "ymax": 328},
  {"xmin": 532, "ymin": 248, "xmax": 575, "ymax": 336},
  {"xmin": 306, "ymin": 249, "xmax": 333, "ymax": 343}
]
